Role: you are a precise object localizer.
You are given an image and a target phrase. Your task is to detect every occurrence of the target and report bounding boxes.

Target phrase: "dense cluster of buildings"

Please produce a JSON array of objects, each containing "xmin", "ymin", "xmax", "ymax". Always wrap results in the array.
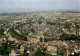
[{"xmin": 0, "ymin": 12, "xmax": 80, "ymax": 56}]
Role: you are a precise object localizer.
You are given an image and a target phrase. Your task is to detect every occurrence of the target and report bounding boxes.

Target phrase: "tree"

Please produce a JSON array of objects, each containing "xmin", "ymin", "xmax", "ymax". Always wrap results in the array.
[
  {"xmin": 0, "ymin": 41, "xmax": 16, "ymax": 55},
  {"xmin": 30, "ymin": 28, "xmax": 35, "ymax": 33},
  {"xmin": 40, "ymin": 37, "xmax": 42, "ymax": 42},
  {"xmin": 59, "ymin": 33, "xmax": 80, "ymax": 41},
  {"xmin": 44, "ymin": 38, "xmax": 49, "ymax": 42},
  {"xmin": 9, "ymin": 28, "xmax": 27, "ymax": 41},
  {"xmin": 63, "ymin": 22, "xmax": 72, "ymax": 28},
  {"xmin": 33, "ymin": 46, "xmax": 52, "ymax": 56}
]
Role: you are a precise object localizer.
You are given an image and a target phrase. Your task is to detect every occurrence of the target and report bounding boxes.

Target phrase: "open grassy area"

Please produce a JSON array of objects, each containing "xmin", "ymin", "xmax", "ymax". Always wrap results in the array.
[{"xmin": 9, "ymin": 28, "xmax": 27, "ymax": 41}]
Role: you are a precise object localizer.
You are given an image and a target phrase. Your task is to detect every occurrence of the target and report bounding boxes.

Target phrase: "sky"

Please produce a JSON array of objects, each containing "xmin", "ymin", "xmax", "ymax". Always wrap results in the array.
[{"xmin": 0, "ymin": 0, "xmax": 79, "ymax": 11}]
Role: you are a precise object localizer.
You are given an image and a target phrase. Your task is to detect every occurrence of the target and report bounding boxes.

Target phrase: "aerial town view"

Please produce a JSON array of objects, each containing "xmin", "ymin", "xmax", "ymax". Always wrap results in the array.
[{"xmin": 0, "ymin": 0, "xmax": 80, "ymax": 56}]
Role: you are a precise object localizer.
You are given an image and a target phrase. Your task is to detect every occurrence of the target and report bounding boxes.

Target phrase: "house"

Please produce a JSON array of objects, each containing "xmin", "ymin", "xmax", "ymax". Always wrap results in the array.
[
  {"xmin": 2, "ymin": 40, "xmax": 7, "ymax": 43},
  {"xmin": 10, "ymin": 49, "xmax": 19, "ymax": 56},
  {"xmin": 51, "ymin": 51, "xmax": 57, "ymax": 55},
  {"xmin": 47, "ymin": 45, "xmax": 57, "ymax": 56},
  {"xmin": 20, "ymin": 45, "xmax": 24, "ymax": 53}
]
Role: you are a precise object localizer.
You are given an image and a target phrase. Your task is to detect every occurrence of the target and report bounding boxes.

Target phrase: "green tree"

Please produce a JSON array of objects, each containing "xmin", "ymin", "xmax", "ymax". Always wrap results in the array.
[
  {"xmin": 40, "ymin": 37, "xmax": 42, "ymax": 42},
  {"xmin": 33, "ymin": 47, "xmax": 52, "ymax": 56}
]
